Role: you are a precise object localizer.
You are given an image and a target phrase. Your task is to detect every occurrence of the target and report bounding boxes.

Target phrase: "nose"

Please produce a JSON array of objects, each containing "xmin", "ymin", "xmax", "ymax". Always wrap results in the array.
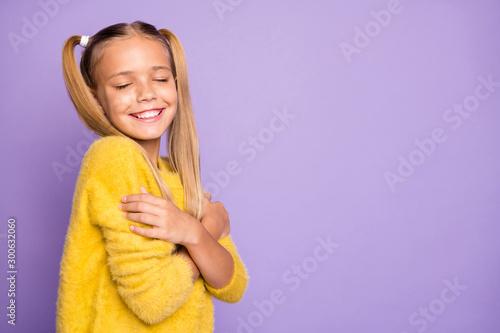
[{"xmin": 137, "ymin": 81, "xmax": 156, "ymax": 102}]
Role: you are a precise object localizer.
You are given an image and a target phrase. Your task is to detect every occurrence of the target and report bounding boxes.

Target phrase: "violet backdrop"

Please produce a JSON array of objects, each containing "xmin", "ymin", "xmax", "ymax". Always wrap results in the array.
[{"xmin": 1, "ymin": 0, "xmax": 499, "ymax": 332}]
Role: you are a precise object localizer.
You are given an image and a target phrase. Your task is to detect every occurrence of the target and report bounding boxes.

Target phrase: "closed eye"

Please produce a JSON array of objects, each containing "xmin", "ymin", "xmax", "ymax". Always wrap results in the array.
[{"xmin": 116, "ymin": 84, "xmax": 131, "ymax": 90}]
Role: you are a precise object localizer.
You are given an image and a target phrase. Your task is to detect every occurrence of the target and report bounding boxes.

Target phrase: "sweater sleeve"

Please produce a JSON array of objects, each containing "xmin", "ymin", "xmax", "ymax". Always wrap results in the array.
[
  {"xmin": 204, "ymin": 235, "xmax": 249, "ymax": 303},
  {"xmin": 83, "ymin": 136, "xmax": 194, "ymax": 325}
]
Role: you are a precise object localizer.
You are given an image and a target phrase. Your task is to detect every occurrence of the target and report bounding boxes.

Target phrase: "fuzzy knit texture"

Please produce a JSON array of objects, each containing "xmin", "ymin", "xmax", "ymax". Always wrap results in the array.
[{"xmin": 56, "ymin": 135, "xmax": 248, "ymax": 332}]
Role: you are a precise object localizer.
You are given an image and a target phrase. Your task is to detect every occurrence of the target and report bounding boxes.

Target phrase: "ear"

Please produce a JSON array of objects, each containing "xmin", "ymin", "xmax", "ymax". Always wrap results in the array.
[
  {"xmin": 90, "ymin": 88, "xmax": 106, "ymax": 116},
  {"xmin": 89, "ymin": 88, "xmax": 100, "ymax": 106}
]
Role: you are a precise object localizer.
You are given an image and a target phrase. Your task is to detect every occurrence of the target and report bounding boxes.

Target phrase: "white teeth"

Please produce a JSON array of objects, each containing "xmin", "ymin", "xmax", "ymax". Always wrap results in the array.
[{"xmin": 135, "ymin": 110, "xmax": 161, "ymax": 119}]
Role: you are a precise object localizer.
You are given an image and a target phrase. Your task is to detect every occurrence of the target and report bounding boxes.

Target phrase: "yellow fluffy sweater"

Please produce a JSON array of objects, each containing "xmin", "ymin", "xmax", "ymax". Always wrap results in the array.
[{"xmin": 56, "ymin": 136, "xmax": 248, "ymax": 332}]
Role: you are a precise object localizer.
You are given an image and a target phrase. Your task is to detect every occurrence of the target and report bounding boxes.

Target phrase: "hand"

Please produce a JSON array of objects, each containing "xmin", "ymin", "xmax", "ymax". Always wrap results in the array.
[
  {"xmin": 200, "ymin": 192, "xmax": 230, "ymax": 240},
  {"xmin": 119, "ymin": 186, "xmax": 199, "ymax": 245}
]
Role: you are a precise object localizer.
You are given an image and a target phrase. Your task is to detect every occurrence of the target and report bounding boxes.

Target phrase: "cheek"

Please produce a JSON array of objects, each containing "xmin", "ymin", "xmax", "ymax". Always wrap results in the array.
[
  {"xmin": 171, "ymin": 92, "xmax": 178, "ymax": 106},
  {"xmin": 106, "ymin": 90, "xmax": 135, "ymax": 113},
  {"xmin": 167, "ymin": 88, "xmax": 178, "ymax": 105}
]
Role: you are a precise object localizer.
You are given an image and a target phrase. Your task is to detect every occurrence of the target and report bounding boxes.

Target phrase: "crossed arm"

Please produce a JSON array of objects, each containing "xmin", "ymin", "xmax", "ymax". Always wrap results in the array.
[
  {"xmin": 85, "ymin": 136, "xmax": 247, "ymax": 325},
  {"xmin": 90, "ymin": 181, "xmax": 246, "ymax": 325},
  {"xmin": 121, "ymin": 187, "xmax": 235, "ymax": 289}
]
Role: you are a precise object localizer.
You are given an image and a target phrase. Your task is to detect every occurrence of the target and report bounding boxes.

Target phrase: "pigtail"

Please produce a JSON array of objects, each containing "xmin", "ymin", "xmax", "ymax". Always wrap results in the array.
[
  {"xmin": 62, "ymin": 36, "xmax": 121, "ymax": 137},
  {"xmin": 159, "ymin": 29, "xmax": 204, "ymax": 220}
]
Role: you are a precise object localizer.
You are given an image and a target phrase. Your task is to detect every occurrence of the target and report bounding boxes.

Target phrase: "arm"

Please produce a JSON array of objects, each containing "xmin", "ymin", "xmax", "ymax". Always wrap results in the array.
[
  {"xmin": 203, "ymin": 234, "xmax": 249, "ymax": 303},
  {"xmin": 175, "ymin": 245, "xmax": 200, "ymax": 283},
  {"xmin": 121, "ymin": 186, "xmax": 249, "ymax": 302},
  {"xmin": 171, "ymin": 222, "xmax": 248, "ymax": 303},
  {"xmin": 122, "ymin": 191, "xmax": 237, "ymax": 290},
  {"xmin": 184, "ymin": 219, "xmax": 235, "ymax": 289},
  {"xmin": 183, "ymin": 194, "xmax": 248, "ymax": 302},
  {"xmin": 84, "ymin": 136, "xmax": 195, "ymax": 325}
]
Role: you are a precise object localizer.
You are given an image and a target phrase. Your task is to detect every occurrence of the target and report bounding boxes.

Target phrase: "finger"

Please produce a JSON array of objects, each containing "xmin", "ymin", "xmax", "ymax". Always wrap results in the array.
[
  {"xmin": 204, "ymin": 193, "xmax": 212, "ymax": 201},
  {"xmin": 122, "ymin": 192, "xmax": 163, "ymax": 205},
  {"xmin": 120, "ymin": 201, "xmax": 164, "ymax": 217},
  {"xmin": 130, "ymin": 224, "xmax": 157, "ymax": 239},
  {"xmin": 124, "ymin": 212, "xmax": 158, "ymax": 227},
  {"xmin": 121, "ymin": 186, "xmax": 152, "ymax": 203}
]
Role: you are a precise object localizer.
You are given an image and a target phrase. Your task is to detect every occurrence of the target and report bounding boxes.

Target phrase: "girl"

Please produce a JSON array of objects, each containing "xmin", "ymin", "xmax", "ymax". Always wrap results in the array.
[{"xmin": 56, "ymin": 21, "xmax": 248, "ymax": 332}]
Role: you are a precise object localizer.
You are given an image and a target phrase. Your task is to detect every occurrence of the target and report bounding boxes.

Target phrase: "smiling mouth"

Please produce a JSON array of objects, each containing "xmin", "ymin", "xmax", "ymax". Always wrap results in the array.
[{"xmin": 130, "ymin": 109, "xmax": 163, "ymax": 119}]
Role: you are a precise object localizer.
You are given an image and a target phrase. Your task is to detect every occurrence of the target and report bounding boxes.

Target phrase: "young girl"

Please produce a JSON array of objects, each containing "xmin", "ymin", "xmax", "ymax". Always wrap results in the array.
[{"xmin": 56, "ymin": 21, "xmax": 248, "ymax": 332}]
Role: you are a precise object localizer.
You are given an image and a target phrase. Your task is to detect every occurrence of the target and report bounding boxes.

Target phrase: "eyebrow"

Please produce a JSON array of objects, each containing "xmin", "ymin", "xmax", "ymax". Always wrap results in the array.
[{"xmin": 107, "ymin": 66, "xmax": 172, "ymax": 81}]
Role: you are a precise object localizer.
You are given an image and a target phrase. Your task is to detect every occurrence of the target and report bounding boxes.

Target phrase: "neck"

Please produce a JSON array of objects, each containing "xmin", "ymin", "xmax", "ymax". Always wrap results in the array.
[{"xmin": 134, "ymin": 138, "xmax": 161, "ymax": 169}]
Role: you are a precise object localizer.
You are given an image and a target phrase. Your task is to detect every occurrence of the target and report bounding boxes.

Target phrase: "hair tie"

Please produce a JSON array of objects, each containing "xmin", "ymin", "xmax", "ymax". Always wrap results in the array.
[{"xmin": 80, "ymin": 35, "xmax": 90, "ymax": 48}]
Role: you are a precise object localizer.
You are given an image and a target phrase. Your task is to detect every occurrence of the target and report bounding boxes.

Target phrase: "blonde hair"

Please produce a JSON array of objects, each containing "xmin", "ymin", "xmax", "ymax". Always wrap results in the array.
[{"xmin": 62, "ymin": 21, "xmax": 204, "ymax": 220}]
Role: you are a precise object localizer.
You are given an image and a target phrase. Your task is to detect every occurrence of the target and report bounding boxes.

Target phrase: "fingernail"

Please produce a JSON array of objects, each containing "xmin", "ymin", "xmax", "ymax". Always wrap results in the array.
[
  {"xmin": 119, "ymin": 204, "xmax": 122, "ymax": 210},
  {"xmin": 121, "ymin": 196, "xmax": 126, "ymax": 202},
  {"xmin": 130, "ymin": 225, "xmax": 135, "ymax": 231}
]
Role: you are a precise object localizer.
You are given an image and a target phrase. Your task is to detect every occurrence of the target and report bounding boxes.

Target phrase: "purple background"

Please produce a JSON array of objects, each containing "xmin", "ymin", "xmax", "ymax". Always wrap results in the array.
[{"xmin": 1, "ymin": 0, "xmax": 500, "ymax": 332}]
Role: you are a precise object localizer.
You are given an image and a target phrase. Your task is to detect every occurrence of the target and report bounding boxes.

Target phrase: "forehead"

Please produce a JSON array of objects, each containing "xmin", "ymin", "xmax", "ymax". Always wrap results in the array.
[{"xmin": 96, "ymin": 36, "xmax": 171, "ymax": 77}]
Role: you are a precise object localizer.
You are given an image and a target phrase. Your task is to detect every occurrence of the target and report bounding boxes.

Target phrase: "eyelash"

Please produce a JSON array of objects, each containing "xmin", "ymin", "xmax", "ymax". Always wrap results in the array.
[
  {"xmin": 115, "ymin": 79, "xmax": 168, "ymax": 90},
  {"xmin": 116, "ymin": 84, "xmax": 130, "ymax": 90}
]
